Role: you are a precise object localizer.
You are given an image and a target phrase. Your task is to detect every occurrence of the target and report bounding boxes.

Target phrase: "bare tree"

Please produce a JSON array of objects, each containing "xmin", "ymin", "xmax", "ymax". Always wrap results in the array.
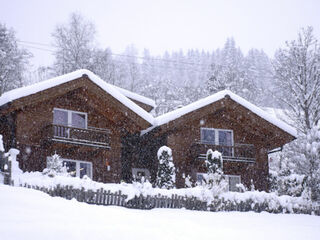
[
  {"xmin": 0, "ymin": 23, "xmax": 30, "ymax": 95},
  {"xmin": 52, "ymin": 13, "xmax": 96, "ymax": 75},
  {"xmin": 273, "ymin": 26, "xmax": 320, "ymax": 133}
]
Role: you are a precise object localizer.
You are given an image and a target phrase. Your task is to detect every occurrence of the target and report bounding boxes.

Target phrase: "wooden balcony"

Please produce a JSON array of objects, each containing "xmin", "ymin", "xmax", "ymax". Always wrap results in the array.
[
  {"xmin": 43, "ymin": 124, "xmax": 111, "ymax": 149},
  {"xmin": 190, "ymin": 141, "xmax": 256, "ymax": 163}
]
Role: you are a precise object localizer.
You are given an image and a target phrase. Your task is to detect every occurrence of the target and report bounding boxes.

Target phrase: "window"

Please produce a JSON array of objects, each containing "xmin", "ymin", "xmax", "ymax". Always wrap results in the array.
[
  {"xmin": 46, "ymin": 157, "xmax": 92, "ymax": 179},
  {"xmin": 53, "ymin": 108, "xmax": 87, "ymax": 129},
  {"xmin": 200, "ymin": 128, "xmax": 233, "ymax": 156},
  {"xmin": 196, "ymin": 173, "xmax": 208, "ymax": 183},
  {"xmin": 132, "ymin": 168, "xmax": 150, "ymax": 181},
  {"xmin": 196, "ymin": 173, "xmax": 241, "ymax": 192},
  {"xmin": 226, "ymin": 175, "xmax": 241, "ymax": 192}
]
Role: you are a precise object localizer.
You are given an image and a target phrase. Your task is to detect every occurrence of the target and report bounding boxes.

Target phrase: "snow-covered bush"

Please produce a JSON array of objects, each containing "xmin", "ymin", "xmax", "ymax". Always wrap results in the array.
[
  {"xmin": 201, "ymin": 149, "xmax": 227, "ymax": 195},
  {"xmin": 42, "ymin": 153, "xmax": 68, "ymax": 177},
  {"xmin": 205, "ymin": 149, "xmax": 222, "ymax": 173},
  {"xmin": 156, "ymin": 146, "xmax": 175, "ymax": 189},
  {"xmin": 269, "ymin": 170, "xmax": 307, "ymax": 197},
  {"xmin": 279, "ymin": 125, "xmax": 320, "ymax": 202},
  {"xmin": 184, "ymin": 174, "xmax": 193, "ymax": 188}
]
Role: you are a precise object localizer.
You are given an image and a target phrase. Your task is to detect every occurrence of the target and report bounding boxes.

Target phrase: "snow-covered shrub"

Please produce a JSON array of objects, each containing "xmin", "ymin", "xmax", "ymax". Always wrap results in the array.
[
  {"xmin": 205, "ymin": 149, "xmax": 222, "ymax": 173},
  {"xmin": 184, "ymin": 174, "xmax": 193, "ymax": 188},
  {"xmin": 201, "ymin": 149, "xmax": 227, "ymax": 195},
  {"xmin": 269, "ymin": 170, "xmax": 307, "ymax": 197},
  {"xmin": 156, "ymin": 146, "xmax": 175, "ymax": 189},
  {"xmin": 280, "ymin": 125, "xmax": 320, "ymax": 202},
  {"xmin": 43, "ymin": 153, "xmax": 68, "ymax": 177}
]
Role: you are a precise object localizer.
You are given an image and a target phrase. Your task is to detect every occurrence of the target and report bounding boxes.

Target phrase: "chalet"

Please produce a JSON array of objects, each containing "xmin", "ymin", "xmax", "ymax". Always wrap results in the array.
[
  {"xmin": 140, "ymin": 91, "xmax": 296, "ymax": 191},
  {"xmin": 0, "ymin": 70, "xmax": 296, "ymax": 191}
]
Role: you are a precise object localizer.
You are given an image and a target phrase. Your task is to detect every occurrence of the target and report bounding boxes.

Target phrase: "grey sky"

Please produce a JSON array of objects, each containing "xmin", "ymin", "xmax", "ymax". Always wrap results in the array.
[{"xmin": 1, "ymin": 0, "xmax": 319, "ymax": 68}]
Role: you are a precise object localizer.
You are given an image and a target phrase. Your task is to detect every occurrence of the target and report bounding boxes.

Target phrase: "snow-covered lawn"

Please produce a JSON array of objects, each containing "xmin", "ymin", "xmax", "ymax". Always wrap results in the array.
[{"xmin": 0, "ymin": 184, "xmax": 319, "ymax": 240}]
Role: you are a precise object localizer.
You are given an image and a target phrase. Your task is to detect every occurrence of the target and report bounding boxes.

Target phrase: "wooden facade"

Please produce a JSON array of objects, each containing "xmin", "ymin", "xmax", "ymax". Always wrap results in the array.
[
  {"xmin": 140, "ymin": 96, "xmax": 295, "ymax": 190},
  {"xmin": 0, "ymin": 72, "xmax": 295, "ymax": 191},
  {"xmin": 0, "ymin": 75, "xmax": 152, "ymax": 183}
]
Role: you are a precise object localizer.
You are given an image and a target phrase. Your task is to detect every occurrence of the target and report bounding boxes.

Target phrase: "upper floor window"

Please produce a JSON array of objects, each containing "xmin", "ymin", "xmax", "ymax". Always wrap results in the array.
[
  {"xmin": 53, "ymin": 108, "xmax": 87, "ymax": 129},
  {"xmin": 201, "ymin": 128, "xmax": 233, "ymax": 156},
  {"xmin": 201, "ymin": 128, "xmax": 233, "ymax": 146}
]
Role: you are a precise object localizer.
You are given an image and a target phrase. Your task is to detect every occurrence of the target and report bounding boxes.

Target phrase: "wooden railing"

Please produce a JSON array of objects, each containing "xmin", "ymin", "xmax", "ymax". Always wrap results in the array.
[
  {"xmin": 43, "ymin": 124, "xmax": 111, "ymax": 148},
  {"xmin": 190, "ymin": 141, "xmax": 256, "ymax": 163}
]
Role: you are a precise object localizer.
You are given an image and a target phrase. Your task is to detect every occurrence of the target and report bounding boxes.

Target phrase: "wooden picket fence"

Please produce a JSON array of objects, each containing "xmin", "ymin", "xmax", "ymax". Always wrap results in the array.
[
  {"xmin": 22, "ymin": 184, "xmax": 208, "ymax": 211},
  {"xmin": 20, "ymin": 184, "xmax": 320, "ymax": 215}
]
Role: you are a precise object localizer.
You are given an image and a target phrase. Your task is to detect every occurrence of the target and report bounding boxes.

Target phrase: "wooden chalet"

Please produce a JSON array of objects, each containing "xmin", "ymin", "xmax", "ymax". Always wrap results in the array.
[
  {"xmin": 0, "ymin": 70, "xmax": 296, "ymax": 191},
  {"xmin": 0, "ymin": 70, "xmax": 155, "ymax": 183},
  {"xmin": 139, "ymin": 91, "xmax": 296, "ymax": 191}
]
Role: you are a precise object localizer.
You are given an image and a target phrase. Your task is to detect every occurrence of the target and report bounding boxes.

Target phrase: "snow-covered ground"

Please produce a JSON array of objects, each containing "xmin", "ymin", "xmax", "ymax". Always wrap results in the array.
[{"xmin": 1, "ymin": 184, "xmax": 319, "ymax": 240}]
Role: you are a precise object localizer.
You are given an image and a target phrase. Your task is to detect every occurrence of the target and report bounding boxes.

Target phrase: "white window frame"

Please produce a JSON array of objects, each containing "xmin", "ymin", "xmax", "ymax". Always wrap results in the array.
[
  {"xmin": 46, "ymin": 157, "xmax": 93, "ymax": 179},
  {"xmin": 200, "ymin": 128, "xmax": 234, "ymax": 146},
  {"xmin": 132, "ymin": 168, "xmax": 151, "ymax": 181},
  {"xmin": 196, "ymin": 173, "xmax": 241, "ymax": 192},
  {"xmin": 201, "ymin": 128, "xmax": 234, "ymax": 156},
  {"xmin": 53, "ymin": 108, "xmax": 88, "ymax": 129},
  {"xmin": 225, "ymin": 175, "xmax": 241, "ymax": 192}
]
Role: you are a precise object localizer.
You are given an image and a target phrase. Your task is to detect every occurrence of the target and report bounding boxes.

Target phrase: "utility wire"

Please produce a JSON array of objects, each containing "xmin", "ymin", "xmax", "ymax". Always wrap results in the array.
[
  {"xmin": 17, "ymin": 40, "xmax": 213, "ymax": 73},
  {"xmin": 17, "ymin": 40, "xmax": 212, "ymax": 67}
]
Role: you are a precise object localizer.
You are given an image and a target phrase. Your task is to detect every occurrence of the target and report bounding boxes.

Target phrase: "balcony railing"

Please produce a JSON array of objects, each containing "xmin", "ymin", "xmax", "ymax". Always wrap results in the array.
[
  {"xmin": 190, "ymin": 141, "xmax": 256, "ymax": 163},
  {"xmin": 43, "ymin": 124, "xmax": 111, "ymax": 149}
]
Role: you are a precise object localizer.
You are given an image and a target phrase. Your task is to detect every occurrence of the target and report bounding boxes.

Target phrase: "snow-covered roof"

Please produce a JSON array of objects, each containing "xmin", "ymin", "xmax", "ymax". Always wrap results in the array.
[
  {"xmin": 113, "ymin": 85, "xmax": 156, "ymax": 108},
  {"xmin": 153, "ymin": 90, "xmax": 297, "ymax": 137},
  {"xmin": 0, "ymin": 69, "xmax": 154, "ymax": 125}
]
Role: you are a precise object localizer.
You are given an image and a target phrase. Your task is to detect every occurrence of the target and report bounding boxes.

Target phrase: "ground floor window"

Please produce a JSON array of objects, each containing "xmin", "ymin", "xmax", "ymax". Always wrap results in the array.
[
  {"xmin": 46, "ymin": 157, "xmax": 92, "ymax": 179},
  {"xmin": 196, "ymin": 173, "xmax": 241, "ymax": 192},
  {"xmin": 132, "ymin": 168, "xmax": 150, "ymax": 181},
  {"xmin": 226, "ymin": 175, "xmax": 241, "ymax": 191}
]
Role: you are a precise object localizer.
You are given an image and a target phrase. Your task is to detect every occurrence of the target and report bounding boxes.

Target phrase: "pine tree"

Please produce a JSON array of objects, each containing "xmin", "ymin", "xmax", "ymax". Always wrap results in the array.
[
  {"xmin": 203, "ymin": 149, "xmax": 227, "ymax": 192},
  {"xmin": 156, "ymin": 146, "xmax": 175, "ymax": 189}
]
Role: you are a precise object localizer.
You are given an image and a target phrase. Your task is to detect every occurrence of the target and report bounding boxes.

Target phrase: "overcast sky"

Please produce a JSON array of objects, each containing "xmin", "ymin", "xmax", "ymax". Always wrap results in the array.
[{"xmin": 1, "ymin": 0, "xmax": 319, "ymax": 68}]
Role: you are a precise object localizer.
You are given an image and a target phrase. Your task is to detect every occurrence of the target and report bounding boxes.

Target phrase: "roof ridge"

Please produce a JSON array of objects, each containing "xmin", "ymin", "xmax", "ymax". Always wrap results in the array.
[{"xmin": 0, "ymin": 69, "xmax": 155, "ymax": 125}]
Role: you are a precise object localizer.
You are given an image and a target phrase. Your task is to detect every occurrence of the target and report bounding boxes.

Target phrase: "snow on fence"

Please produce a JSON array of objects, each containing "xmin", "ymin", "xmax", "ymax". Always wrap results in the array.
[
  {"xmin": 22, "ymin": 184, "xmax": 207, "ymax": 211},
  {"xmin": 21, "ymin": 183, "xmax": 320, "ymax": 215}
]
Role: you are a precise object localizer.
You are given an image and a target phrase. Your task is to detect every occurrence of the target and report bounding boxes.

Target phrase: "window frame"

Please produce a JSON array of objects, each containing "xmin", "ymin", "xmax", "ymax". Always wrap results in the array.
[
  {"xmin": 53, "ymin": 108, "xmax": 88, "ymax": 129},
  {"xmin": 225, "ymin": 175, "xmax": 241, "ymax": 192},
  {"xmin": 46, "ymin": 157, "xmax": 93, "ymax": 179},
  {"xmin": 200, "ymin": 128, "xmax": 234, "ymax": 146},
  {"xmin": 200, "ymin": 128, "xmax": 234, "ymax": 157},
  {"xmin": 196, "ymin": 172, "xmax": 241, "ymax": 192},
  {"xmin": 132, "ymin": 168, "xmax": 151, "ymax": 181}
]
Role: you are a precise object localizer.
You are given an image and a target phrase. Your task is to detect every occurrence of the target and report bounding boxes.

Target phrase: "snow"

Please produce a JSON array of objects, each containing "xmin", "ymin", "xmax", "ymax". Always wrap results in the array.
[
  {"xmin": 0, "ymin": 69, "xmax": 154, "ymax": 125},
  {"xmin": 157, "ymin": 146, "xmax": 172, "ymax": 159},
  {"xmin": 154, "ymin": 90, "xmax": 297, "ymax": 137},
  {"xmin": 13, "ymin": 171, "xmax": 316, "ymax": 214},
  {"xmin": 1, "ymin": 184, "xmax": 320, "ymax": 240},
  {"xmin": 113, "ymin": 85, "xmax": 156, "ymax": 108},
  {"xmin": 0, "ymin": 70, "xmax": 296, "ymax": 138}
]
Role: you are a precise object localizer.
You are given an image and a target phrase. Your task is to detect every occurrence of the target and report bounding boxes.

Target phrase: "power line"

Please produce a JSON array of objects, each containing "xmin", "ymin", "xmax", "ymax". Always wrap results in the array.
[
  {"xmin": 17, "ymin": 40, "xmax": 213, "ymax": 73},
  {"xmin": 17, "ymin": 40, "xmax": 212, "ymax": 67},
  {"xmin": 18, "ymin": 43, "xmax": 55, "ymax": 53}
]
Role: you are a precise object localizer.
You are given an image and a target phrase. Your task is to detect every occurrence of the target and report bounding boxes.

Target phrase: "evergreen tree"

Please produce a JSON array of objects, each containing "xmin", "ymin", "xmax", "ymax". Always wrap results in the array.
[
  {"xmin": 203, "ymin": 149, "xmax": 227, "ymax": 192},
  {"xmin": 156, "ymin": 146, "xmax": 175, "ymax": 189}
]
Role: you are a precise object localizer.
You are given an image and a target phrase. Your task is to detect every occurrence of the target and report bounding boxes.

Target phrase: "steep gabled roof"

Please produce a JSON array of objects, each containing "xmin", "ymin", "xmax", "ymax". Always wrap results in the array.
[
  {"xmin": 113, "ymin": 85, "xmax": 156, "ymax": 109},
  {"xmin": 151, "ymin": 90, "xmax": 297, "ymax": 138},
  {"xmin": 0, "ymin": 69, "xmax": 154, "ymax": 125}
]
